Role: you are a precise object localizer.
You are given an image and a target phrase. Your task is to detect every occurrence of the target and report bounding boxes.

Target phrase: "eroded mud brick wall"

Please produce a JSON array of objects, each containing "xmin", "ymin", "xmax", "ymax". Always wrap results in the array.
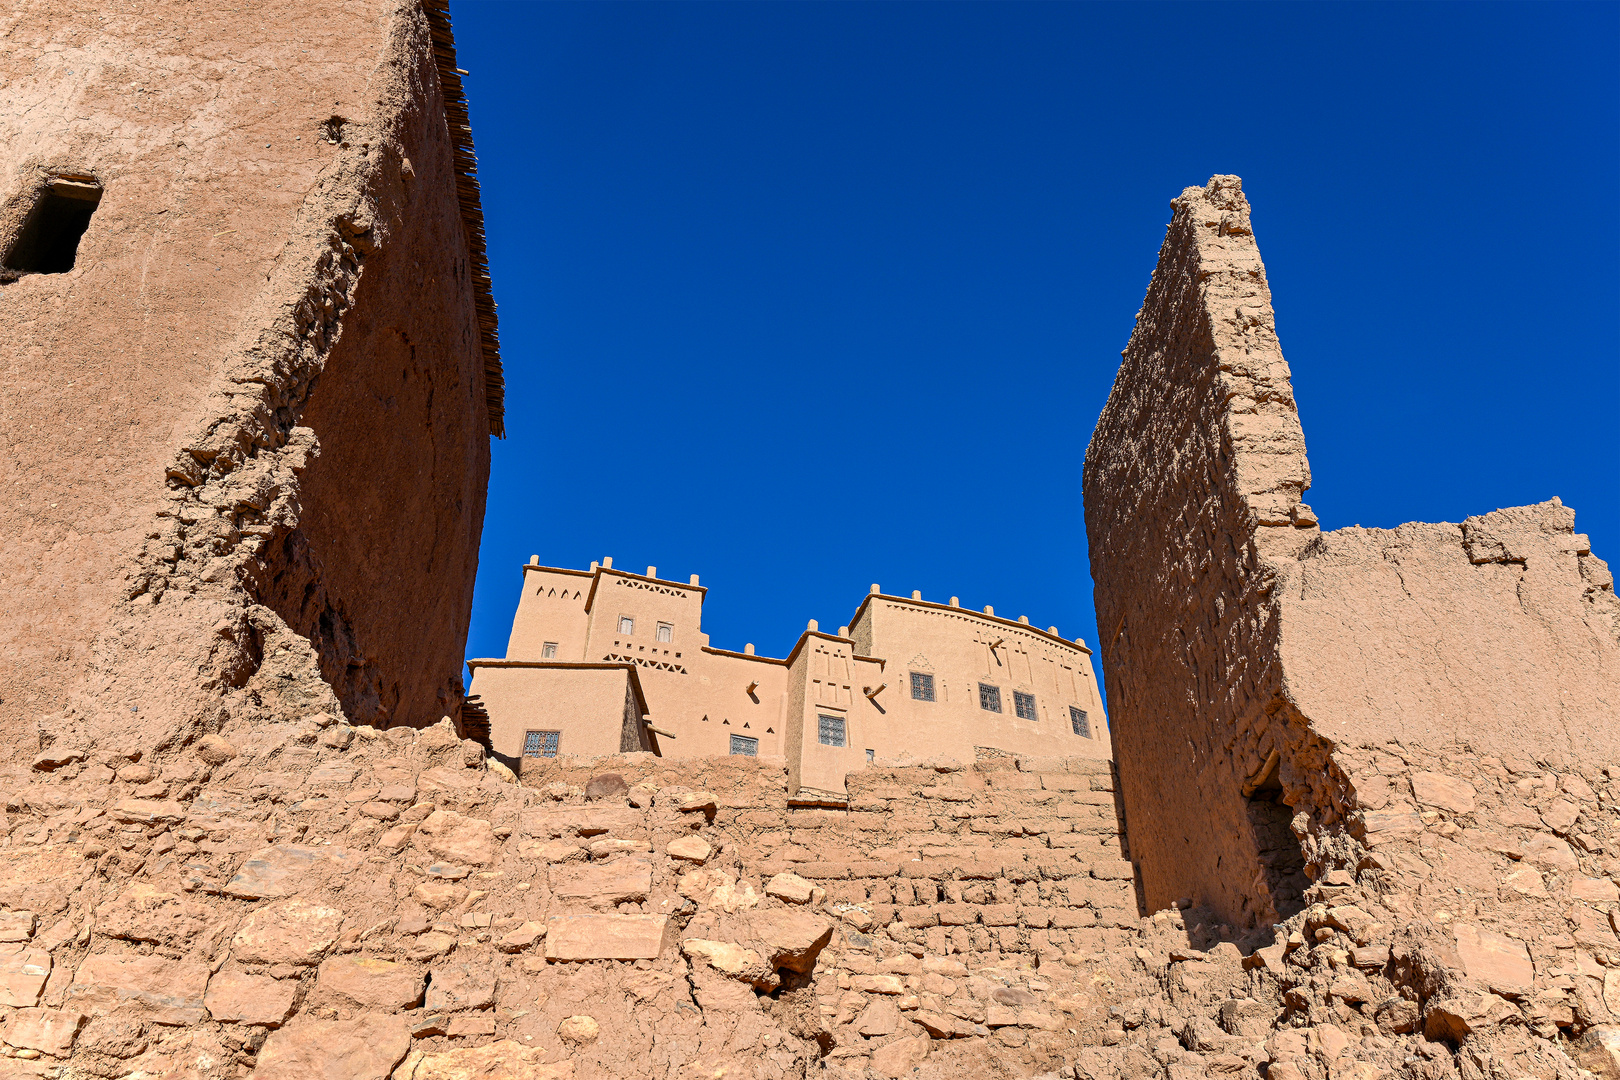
[
  {"xmin": 0, "ymin": 0, "xmax": 500, "ymax": 752},
  {"xmin": 1085, "ymin": 176, "xmax": 1620, "ymax": 1015},
  {"xmin": 1083, "ymin": 175, "xmax": 1321, "ymax": 927}
]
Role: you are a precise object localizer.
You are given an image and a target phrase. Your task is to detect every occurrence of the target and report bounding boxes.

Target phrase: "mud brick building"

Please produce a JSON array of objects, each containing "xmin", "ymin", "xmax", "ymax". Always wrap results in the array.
[{"xmin": 468, "ymin": 559, "xmax": 1109, "ymax": 796}]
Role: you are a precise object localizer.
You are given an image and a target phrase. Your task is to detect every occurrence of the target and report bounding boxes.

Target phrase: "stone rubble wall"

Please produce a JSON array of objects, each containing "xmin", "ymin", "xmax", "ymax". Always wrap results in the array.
[
  {"xmin": 0, "ymin": 716, "xmax": 1158, "ymax": 1080},
  {"xmin": 6, "ymin": 717, "xmax": 1615, "ymax": 1080}
]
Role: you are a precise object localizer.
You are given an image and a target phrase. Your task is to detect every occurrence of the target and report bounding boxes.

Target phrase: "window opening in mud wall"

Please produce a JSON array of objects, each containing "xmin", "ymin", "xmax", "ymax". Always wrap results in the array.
[
  {"xmin": 817, "ymin": 714, "xmax": 846, "ymax": 747},
  {"xmin": 541, "ymin": 642, "xmax": 558, "ymax": 660},
  {"xmin": 3, "ymin": 176, "xmax": 102, "ymax": 276},
  {"xmin": 656, "ymin": 622, "xmax": 673, "ymax": 643},
  {"xmin": 910, "ymin": 672, "xmax": 935, "ymax": 701},
  {"xmin": 1241, "ymin": 749, "xmax": 1310, "ymax": 921},
  {"xmin": 729, "ymin": 734, "xmax": 757, "ymax": 757},
  {"xmin": 524, "ymin": 730, "xmax": 561, "ymax": 758},
  {"xmin": 1070, "ymin": 707, "xmax": 1091, "ymax": 738}
]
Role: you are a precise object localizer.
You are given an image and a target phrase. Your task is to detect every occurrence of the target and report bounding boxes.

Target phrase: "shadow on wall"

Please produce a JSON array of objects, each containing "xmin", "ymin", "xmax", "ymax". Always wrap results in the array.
[{"xmin": 1240, "ymin": 751, "xmax": 1309, "ymax": 923}]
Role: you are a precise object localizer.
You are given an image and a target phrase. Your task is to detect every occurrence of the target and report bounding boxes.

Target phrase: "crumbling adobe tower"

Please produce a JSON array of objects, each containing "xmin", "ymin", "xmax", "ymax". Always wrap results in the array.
[{"xmin": 0, "ymin": 0, "xmax": 502, "ymax": 756}]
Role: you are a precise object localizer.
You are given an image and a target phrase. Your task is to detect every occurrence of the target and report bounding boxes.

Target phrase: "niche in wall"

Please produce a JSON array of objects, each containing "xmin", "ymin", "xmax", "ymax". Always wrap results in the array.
[{"xmin": 3, "ymin": 176, "xmax": 102, "ymax": 276}]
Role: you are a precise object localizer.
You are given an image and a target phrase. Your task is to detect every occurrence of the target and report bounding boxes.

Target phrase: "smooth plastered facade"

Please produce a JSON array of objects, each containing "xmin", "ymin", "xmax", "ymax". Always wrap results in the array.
[{"xmin": 468, "ymin": 558, "xmax": 1109, "ymax": 794}]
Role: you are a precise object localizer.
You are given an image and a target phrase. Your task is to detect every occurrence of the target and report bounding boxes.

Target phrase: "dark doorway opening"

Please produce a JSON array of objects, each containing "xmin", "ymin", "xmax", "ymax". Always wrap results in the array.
[
  {"xmin": 1242, "ymin": 750, "xmax": 1310, "ymax": 922},
  {"xmin": 4, "ymin": 177, "xmax": 102, "ymax": 276}
]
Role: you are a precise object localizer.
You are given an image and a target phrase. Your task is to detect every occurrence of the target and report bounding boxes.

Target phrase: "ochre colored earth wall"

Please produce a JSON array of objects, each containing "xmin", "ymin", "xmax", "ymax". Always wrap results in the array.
[{"xmin": 0, "ymin": 0, "xmax": 496, "ymax": 757}]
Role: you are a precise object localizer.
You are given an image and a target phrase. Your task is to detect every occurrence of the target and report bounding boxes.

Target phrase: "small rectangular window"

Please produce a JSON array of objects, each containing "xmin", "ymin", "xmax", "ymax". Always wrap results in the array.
[
  {"xmin": 619, "ymin": 616, "xmax": 634, "ymax": 635},
  {"xmin": 656, "ymin": 623, "xmax": 673, "ymax": 643},
  {"xmin": 1014, "ymin": 691, "xmax": 1038, "ymax": 720},
  {"xmin": 909, "ymin": 672, "xmax": 935, "ymax": 701},
  {"xmin": 866, "ymin": 749, "xmax": 875, "ymax": 763},
  {"xmin": 817, "ymin": 714, "xmax": 846, "ymax": 747},
  {"xmin": 729, "ymin": 734, "xmax": 758, "ymax": 757},
  {"xmin": 978, "ymin": 684, "xmax": 1002, "ymax": 713},
  {"xmin": 523, "ymin": 730, "xmax": 561, "ymax": 757},
  {"xmin": 541, "ymin": 642, "xmax": 558, "ymax": 660},
  {"xmin": 1070, "ymin": 707, "xmax": 1091, "ymax": 738}
]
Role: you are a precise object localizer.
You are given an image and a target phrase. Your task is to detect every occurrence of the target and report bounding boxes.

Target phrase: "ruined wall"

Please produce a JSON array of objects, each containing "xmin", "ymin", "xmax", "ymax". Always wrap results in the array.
[
  {"xmin": 5, "ymin": 711, "xmax": 1619, "ymax": 1080},
  {"xmin": 1085, "ymin": 176, "xmax": 1620, "ymax": 1078},
  {"xmin": 0, "ymin": 0, "xmax": 500, "ymax": 754},
  {"xmin": 1083, "ymin": 175, "xmax": 1323, "ymax": 928}
]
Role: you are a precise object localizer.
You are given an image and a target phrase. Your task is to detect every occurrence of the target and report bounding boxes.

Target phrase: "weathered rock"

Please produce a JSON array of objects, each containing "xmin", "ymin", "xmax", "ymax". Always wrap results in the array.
[
  {"xmin": 394, "ymin": 1040, "xmax": 576, "ymax": 1080},
  {"xmin": 318, "ymin": 956, "xmax": 425, "ymax": 1010},
  {"xmin": 584, "ymin": 773, "xmax": 627, "ymax": 800},
  {"xmin": 1424, "ymin": 991, "xmax": 1520, "ymax": 1041},
  {"xmin": 66, "ymin": 954, "xmax": 209, "ymax": 1024},
  {"xmin": 109, "ymin": 798, "xmax": 185, "ymax": 825},
  {"xmin": 550, "ymin": 859, "xmax": 652, "ymax": 908},
  {"xmin": 231, "ymin": 897, "xmax": 346, "ymax": 966},
  {"xmin": 0, "ymin": 911, "xmax": 36, "ymax": 943},
  {"xmin": 1, "ymin": 1008, "xmax": 85, "ymax": 1057},
  {"xmin": 856, "ymin": 997, "xmax": 902, "ymax": 1036},
  {"xmin": 1454, "ymin": 924, "xmax": 1535, "ymax": 998},
  {"xmin": 870, "ymin": 1033, "xmax": 929, "ymax": 1077},
  {"xmin": 497, "ymin": 921, "xmax": 546, "ymax": 953},
  {"xmin": 204, "ymin": 970, "xmax": 297, "ymax": 1026},
  {"xmin": 765, "ymin": 872, "xmax": 814, "ymax": 904},
  {"xmin": 1524, "ymin": 833, "xmax": 1579, "ymax": 872},
  {"xmin": 413, "ymin": 810, "xmax": 498, "ymax": 866},
  {"xmin": 254, "ymin": 1013, "xmax": 411, "ymax": 1080},
  {"xmin": 683, "ymin": 939, "xmax": 763, "ymax": 977},
  {"xmin": 425, "ymin": 962, "xmax": 496, "ymax": 1012},
  {"xmin": 666, "ymin": 835, "xmax": 712, "ymax": 863},
  {"xmin": 224, "ymin": 843, "xmax": 360, "ymax": 900},
  {"xmin": 545, "ymin": 915, "xmax": 670, "ymax": 961},
  {"xmin": 95, "ymin": 882, "xmax": 210, "ymax": 943},
  {"xmin": 1411, "ymin": 773, "xmax": 1476, "ymax": 814},
  {"xmin": 744, "ymin": 909, "xmax": 833, "ymax": 974},
  {"xmin": 194, "ymin": 733, "xmax": 238, "ymax": 765},
  {"xmin": 0, "ymin": 947, "xmax": 51, "ymax": 1008},
  {"xmin": 557, "ymin": 1015, "xmax": 600, "ymax": 1045}
]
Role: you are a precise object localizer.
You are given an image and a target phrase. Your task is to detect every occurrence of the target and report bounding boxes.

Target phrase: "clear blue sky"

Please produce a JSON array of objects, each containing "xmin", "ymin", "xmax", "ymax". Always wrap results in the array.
[{"xmin": 453, "ymin": 1, "xmax": 1618, "ymax": 696}]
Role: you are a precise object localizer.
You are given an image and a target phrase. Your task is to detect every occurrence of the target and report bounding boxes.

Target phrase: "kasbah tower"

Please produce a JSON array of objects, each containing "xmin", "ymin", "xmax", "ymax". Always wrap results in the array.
[{"xmin": 1, "ymin": 4, "xmax": 1617, "ymax": 1080}]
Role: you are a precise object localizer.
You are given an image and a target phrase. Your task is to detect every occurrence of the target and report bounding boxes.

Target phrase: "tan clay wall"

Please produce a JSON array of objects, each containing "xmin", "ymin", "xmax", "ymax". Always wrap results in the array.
[
  {"xmin": 470, "ymin": 665, "xmax": 650, "ymax": 761},
  {"xmin": 0, "ymin": 0, "xmax": 498, "ymax": 754},
  {"xmin": 505, "ymin": 566, "xmax": 593, "ymax": 659},
  {"xmin": 0, "ymin": 0, "xmax": 390, "ymax": 755},
  {"xmin": 851, "ymin": 597, "xmax": 1111, "ymax": 762}
]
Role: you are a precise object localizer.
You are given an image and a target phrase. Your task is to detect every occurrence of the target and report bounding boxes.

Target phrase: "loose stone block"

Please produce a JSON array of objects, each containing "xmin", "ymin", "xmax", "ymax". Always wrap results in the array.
[
  {"xmin": 254, "ymin": 1013, "xmax": 411, "ymax": 1080},
  {"xmin": 1, "ymin": 1008, "xmax": 85, "ymax": 1057},
  {"xmin": 66, "ymin": 954, "xmax": 209, "ymax": 1024},
  {"xmin": 550, "ymin": 859, "xmax": 653, "ymax": 907},
  {"xmin": 318, "ymin": 956, "xmax": 425, "ymax": 1011},
  {"xmin": 545, "ymin": 915, "xmax": 671, "ymax": 961},
  {"xmin": 205, "ymin": 970, "xmax": 297, "ymax": 1026}
]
